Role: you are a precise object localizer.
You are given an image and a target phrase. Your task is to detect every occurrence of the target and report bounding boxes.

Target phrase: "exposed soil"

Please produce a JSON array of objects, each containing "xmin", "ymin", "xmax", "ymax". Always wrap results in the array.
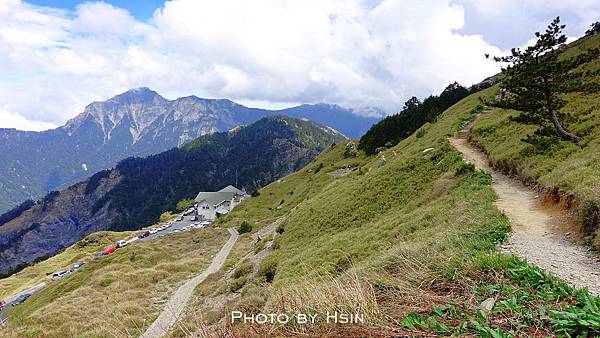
[{"xmin": 449, "ymin": 136, "xmax": 600, "ymax": 295}]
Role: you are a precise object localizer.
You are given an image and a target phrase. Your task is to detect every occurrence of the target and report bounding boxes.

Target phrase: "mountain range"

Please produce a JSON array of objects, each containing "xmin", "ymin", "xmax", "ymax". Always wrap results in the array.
[
  {"xmin": 0, "ymin": 88, "xmax": 380, "ymax": 213},
  {"xmin": 0, "ymin": 115, "xmax": 345, "ymax": 276}
]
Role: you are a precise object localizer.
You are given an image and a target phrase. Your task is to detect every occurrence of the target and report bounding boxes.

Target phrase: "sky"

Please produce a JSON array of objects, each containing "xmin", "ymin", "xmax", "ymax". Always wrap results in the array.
[{"xmin": 0, "ymin": 0, "xmax": 598, "ymax": 131}]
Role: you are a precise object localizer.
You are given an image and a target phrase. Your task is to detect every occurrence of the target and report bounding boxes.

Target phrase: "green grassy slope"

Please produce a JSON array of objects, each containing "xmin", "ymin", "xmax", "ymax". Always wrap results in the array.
[
  {"xmin": 176, "ymin": 85, "xmax": 600, "ymax": 336},
  {"xmin": 2, "ymin": 81, "xmax": 599, "ymax": 336},
  {"xmin": 469, "ymin": 33, "xmax": 600, "ymax": 245},
  {"xmin": 3, "ymin": 35, "xmax": 600, "ymax": 336}
]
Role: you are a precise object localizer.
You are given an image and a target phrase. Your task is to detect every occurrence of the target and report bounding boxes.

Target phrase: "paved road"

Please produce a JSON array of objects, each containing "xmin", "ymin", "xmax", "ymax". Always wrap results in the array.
[
  {"xmin": 0, "ymin": 212, "xmax": 202, "ymax": 324},
  {"xmin": 140, "ymin": 214, "xmax": 200, "ymax": 242},
  {"xmin": 0, "ymin": 282, "xmax": 46, "ymax": 322},
  {"xmin": 141, "ymin": 228, "xmax": 239, "ymax": 338}
]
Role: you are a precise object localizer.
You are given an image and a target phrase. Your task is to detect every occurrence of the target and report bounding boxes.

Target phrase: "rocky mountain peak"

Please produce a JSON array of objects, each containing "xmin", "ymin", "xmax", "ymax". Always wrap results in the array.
[{"xmin": 106, "ymin": 87, "xmax": 165, "ymax": 105}]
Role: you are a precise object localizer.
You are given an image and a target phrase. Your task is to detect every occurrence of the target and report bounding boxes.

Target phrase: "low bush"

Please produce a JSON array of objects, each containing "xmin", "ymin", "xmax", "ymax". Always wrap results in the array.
[
  {"xmin": 232, "ymin": 260, "xmax": 253, "ymax": 279},
  {"xmin": 258, "ymin": 258, "xmax": 277, "ymax": 283},
  {"xmin": 455, "ymin": 162, "xmax": 476, "ymax": 175},
  {"xmin": 580, "ymin": 200, "xmax": 600, "ymax": 236},
  {"xmin": 229, "ymin": 277, "xmax": 247, "ymax": 292}
]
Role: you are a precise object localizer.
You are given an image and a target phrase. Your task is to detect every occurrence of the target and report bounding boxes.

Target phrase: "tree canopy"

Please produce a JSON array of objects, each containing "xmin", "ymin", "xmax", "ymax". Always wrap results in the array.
[
  {"xmin": 358, "ymin": 82, "xmax": 469, "ymax": 154},
  {"xmin": 491, "ymin": 17, "xmax": 600, "ymax": 143}
]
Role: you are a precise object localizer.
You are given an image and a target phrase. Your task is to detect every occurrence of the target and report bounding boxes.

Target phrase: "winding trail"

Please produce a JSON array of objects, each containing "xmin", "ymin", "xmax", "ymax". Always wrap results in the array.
[
  {"xmin": 449, "ymin": 126, "xmax": 600, "ymax": 295},
  {"xmin": 141, "ymin": 228, "xmax": 239, "ymax": 338}
]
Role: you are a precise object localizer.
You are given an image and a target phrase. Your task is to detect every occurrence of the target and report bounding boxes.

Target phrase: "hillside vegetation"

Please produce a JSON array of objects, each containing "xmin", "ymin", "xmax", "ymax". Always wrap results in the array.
[
  {"xmin": 358, "ymin": 82, "xmax": 469, "ymax": 154},
  {"xmin": 470, "ymin": 32, "xmax": 600, "ymax": 247},
  {"xmin": 2, "ymin": 228, "xmax": 228, "ymax": 337},
  {"xmin": 0, "ymin": 115, "xmax": 344, "ymax": 278},
  {"xmin": 3, "ymin": 27, "xmax": 600, "ymax": 338},
  {"xmin": 174, "ymin": 83, "xmax": 599, "ymax": 336}
]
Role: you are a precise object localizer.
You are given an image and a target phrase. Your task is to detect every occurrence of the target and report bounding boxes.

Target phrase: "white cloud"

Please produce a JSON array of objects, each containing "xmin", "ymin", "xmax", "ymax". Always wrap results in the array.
[
  {"xmin": 0, "ymin": 0, "xmax": 597, "ymax": 131},
  {"xmin": 0, "ymin": 107, "xmax": 57, "ymax": 131}
]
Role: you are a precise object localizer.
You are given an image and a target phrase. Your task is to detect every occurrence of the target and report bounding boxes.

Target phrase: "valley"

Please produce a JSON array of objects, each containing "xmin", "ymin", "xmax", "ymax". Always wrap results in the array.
[
  {"xmin": 0, "ymin": 89, "xmax": 378, "ymax": 214},
  {"xmin": 0, "ymin": 116, "xmax": 345, "ymax": 277}
]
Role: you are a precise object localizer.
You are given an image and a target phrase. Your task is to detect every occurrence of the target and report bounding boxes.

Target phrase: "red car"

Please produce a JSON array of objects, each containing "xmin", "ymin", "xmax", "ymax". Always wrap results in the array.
[
  {"xmin": 103, "ymin": 247, "xmax": 116, "ymax": 255},
  {"xmin": 0, "ymin": 300, "xmax": 5, "ymax": 310}
]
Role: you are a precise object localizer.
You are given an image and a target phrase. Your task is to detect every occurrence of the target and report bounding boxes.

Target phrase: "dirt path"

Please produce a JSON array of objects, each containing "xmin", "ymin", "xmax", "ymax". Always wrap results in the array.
[
  {"xmin": 449, "ymin": 136, "xmax": 600, "ymax": 295},
  {"xmin": 141, "ymin": 228, "xmax": 239, "ymax": 338}
]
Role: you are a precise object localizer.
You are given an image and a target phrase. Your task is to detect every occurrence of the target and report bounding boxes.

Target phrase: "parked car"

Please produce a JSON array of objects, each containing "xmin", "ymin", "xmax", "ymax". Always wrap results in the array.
[
  {"xmin": 200, "ymin": 221, "xmax": 211, "ymax": 227},
  {"xmin": 51, "ymin": 270, "xmax": 69, "ymax": 281},
  {"xmin": 12, "ymin": 293, "xmax": 31, "ymax": 306},
  {"xmin": 138, "ymin": 231, "xmax": 151, "ymax": 239},
  {"xmin": 94, "ymin": 252, "xmax": 106, "ymax": 257},
  {"xmin": 0, "ymin": 300, "xmax": 5, "ymax": 311},
  {"xmin": 149, "ymin": 228, "xmax": 159, "ymax": 235},
  {"xmin": 115, "ymin": 240, "xmax": 128, "ymax": 248},
  {"xmin": 176, "ymin": 215, "xmax": 184, "ymax": 221},
  {"xmin": 190, "ymin": 215, "xmax": 198, "ymax": 221},
  {"xmin": 70, "ymin": 262, "xmax": 85, "ymax": 272},
  {"xmin": 103, "ymin": 247, "xmax": 116, "ymax": 255}
]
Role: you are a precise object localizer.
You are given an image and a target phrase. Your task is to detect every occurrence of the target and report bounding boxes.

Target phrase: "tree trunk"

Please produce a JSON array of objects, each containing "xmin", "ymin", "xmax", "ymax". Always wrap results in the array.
[{"xmin": 550, "ymin": 111, "xmax": 581, "ymax": 143}]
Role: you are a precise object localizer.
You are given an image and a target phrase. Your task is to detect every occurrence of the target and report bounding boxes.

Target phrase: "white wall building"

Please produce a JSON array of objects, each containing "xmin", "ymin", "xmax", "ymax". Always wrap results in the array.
[{"xmin": 194, "ymin": 185, "xmax": 247, "ymax": 221}]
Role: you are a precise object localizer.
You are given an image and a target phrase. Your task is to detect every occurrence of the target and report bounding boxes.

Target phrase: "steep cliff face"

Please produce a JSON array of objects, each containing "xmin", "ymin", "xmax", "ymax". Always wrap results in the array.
[
  {"xmin": 0, "ymin": 116, "xmax": 346, "ymax": 277},
  {"xmin": 0, "ymin": 88, "xmax": 379, "ymax": 213}
]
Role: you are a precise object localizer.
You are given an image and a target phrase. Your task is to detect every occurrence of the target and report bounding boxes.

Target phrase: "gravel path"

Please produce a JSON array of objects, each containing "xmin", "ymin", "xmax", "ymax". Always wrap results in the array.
[
  {"xmin": 141, "ymin": 228, "xmax": 239, "ymax": 338},
  {"xmin": 449, "ymin": 136, "xmax": 600, "ymax": 295}
]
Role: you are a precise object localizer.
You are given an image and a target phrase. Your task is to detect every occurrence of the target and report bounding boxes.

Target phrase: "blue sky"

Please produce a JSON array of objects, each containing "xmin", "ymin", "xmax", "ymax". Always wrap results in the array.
[
  {"xmin": 26, "ymin": 0, "xmax": 165, "ymax": 20},
  {"xmin": 1, "ymin": 0, "xmax": 599, "ymax": 131}
]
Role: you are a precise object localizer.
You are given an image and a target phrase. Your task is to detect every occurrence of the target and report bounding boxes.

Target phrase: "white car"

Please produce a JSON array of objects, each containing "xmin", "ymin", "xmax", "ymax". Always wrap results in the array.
[
  {"xmin": 115, "ymin": 240, "xmax": 128, "ymax": 248},
  {"xmin": 149, "ymin": 228, "xmax": 159, "ymax": 234},
  {"xmin": 200, "ymin": 221, "xmax": 211, "ymax": 227},
  {"xmin": 52, "ymin": 270, "xmax": 69, "ymax": 281}
]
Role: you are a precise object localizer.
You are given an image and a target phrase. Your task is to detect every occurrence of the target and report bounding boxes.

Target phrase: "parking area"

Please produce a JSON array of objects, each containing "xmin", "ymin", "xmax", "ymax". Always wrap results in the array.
[{"xmin": 0, "ymin": 209, "xmax": 210, "ymax": 321}]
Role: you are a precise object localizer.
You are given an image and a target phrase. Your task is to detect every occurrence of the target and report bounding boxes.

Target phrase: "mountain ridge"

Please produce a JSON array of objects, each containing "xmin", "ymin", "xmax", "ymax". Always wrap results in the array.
[
  {"xmin": 0, "ymin": 89, "xmax": 379, "ymax": 213},
  {"xmin": 0, "ymin": 115, "xmax": 345, "ymax": 277}
]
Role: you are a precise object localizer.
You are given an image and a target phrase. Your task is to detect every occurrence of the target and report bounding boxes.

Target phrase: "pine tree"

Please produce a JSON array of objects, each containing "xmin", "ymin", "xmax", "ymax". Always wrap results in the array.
[{"xmin": 490, "ymin": 17, "xmax": 600, "ymax": 143}]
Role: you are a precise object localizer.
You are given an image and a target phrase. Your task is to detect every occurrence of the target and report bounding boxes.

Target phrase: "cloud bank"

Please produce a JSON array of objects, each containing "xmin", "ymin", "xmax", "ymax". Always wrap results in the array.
[{"xmin": 0, "ymin": 0, "xmax": 597, "ymax": 130}]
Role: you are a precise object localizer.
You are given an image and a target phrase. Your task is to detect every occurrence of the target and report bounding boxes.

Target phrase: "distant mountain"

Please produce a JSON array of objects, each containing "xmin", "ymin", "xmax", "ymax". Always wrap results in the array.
[
  {"xmin": 0, "ymin": 116, "xmax": 345, "ymax": 277},
  {"xmin": 0, "ymin": 88, "xmax": 380, "ymax": 213}
]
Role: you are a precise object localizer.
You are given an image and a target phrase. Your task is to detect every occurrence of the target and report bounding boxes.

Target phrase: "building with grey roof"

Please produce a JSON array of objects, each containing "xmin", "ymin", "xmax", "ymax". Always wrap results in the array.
[{"xmin": 194, "ymin": 185, "xmax": 247, "ymax": 221}]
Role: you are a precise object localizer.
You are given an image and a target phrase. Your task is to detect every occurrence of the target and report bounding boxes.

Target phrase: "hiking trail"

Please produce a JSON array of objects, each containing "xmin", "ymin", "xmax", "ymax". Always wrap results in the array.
[
  {"xmin": 141, "ymin": 228, "xmax": 239, "ymax": 338},
  {"xmin": 449, "ymin": 112, "xmax": 600, "ymax": 295}
]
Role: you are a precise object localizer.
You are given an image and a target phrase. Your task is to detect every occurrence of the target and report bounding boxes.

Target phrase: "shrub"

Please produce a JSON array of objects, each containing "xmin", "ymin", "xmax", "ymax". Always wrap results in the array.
[
  {"xmin": 314, "ymin": 163, "xmax": 324, "ymax": 173},
  {"xmin": 238, "ymin": 221, "xmax": 253, "ymax": 234},
  {"xmin": 271, "ymin": 236, "xmax": 281, "ymax": 250},
  {"xmin": 258, "ymin": 258, "xmax": 277, "ymax": 283},
  {"xmin": 229, "ymin": 277, "xmax": 248, "ymax": 292},
  {"xmin": 580, "ymin": 200, "xmax": 600, "ymax": 236},
  {"xmin": 455, "ymin": 162, "xmax": 476, "ymax": 175},
  {"xmin": 275, "ymin": 222, "xmax": 285, "ymax": 234},
  {"xmin": 175, "ymin": 199, "xmax": 194, "ymax": 212},
  {"xmin": 99, "ymin": 276, "xmax": 117, "ymax": 287},
  {"xmin": 159, "ymin": 211, "xmax": 174, "ymax": 223},
  {"xmin": 232, "ymin": 260, "xmax": 254, "ymax": 279},
  {"xmin": 251, "ymin": 190, "xmax": 261, "ymax": 197}
]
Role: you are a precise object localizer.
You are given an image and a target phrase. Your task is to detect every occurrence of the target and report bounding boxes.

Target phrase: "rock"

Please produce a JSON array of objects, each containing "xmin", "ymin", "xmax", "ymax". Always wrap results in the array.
[{"xmin": 478, "ymin": 297, "xmax": 495, "ymax": 314}]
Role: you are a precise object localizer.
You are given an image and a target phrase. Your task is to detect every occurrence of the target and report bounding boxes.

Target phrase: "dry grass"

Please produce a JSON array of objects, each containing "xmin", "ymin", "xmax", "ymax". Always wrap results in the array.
[{"xmin": 1, "ymin": 228, "xmax": 229, "ymax": 337}]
